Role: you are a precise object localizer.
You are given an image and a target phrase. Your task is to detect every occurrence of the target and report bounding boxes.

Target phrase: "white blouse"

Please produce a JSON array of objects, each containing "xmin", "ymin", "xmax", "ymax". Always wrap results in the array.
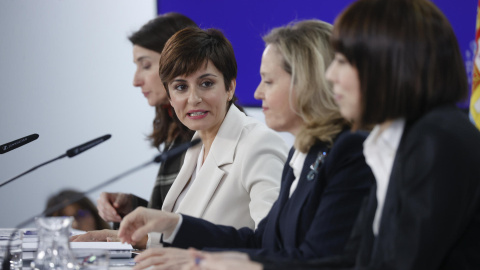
[
  {"xmin": 288, "ymin": 149, "xmax": 307, "ymax": 198},
  {"xmin": 363, "ymin": 118, "xmax": 405, "ymax": 235}
]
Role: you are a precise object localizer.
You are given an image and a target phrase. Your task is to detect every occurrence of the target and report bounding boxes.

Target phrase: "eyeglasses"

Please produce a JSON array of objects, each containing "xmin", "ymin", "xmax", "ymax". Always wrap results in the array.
[{"xmin": 73, "ymin": 209, "xmax": 91, "ymax": 220}]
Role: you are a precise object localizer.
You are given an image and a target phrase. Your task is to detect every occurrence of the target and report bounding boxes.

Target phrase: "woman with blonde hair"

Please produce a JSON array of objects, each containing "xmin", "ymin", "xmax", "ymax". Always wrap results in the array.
[{"xmin": 117, "ymin": 20, "xmax": 374, "ymax": 269}]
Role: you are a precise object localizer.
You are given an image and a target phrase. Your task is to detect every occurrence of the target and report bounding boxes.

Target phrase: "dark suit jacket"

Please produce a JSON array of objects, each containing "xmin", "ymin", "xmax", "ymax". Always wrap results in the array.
[
  {"xmin": 165, "ymin": 129, "xmax": 374, "ymax": 261},
  {"xmin": 357, "ymin": 105, "xmax": 480, "ymax": 269},
  {"xmin": 260, "ymin": 105, "xmax": 480, "ymax": 270}
]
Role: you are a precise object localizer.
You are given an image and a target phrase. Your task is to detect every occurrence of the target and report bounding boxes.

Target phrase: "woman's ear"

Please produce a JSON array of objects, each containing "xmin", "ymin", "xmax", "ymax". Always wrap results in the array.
[{"xmin": 228, "ymin": 79, "xmax": 236, "ymax": 101}]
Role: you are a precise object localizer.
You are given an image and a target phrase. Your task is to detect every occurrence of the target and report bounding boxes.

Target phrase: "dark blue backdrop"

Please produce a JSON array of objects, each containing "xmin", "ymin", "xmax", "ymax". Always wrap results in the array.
[{"xmin": 157, "ymin": 0, "xmax": 476, "ymax": 107}]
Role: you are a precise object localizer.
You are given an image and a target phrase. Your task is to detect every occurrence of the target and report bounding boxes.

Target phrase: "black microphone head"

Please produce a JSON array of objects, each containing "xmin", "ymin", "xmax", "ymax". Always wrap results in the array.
[
  {"xmin": 66, "ymin": 134, "xmax": 111, "ymax": 158},
  {"xmin": 0, "ymin": 134, "xmax": 39, "ymax": 154},
  {"xmin": 154, "ymin": 138, "xmax": 201, "ymax": 163}
]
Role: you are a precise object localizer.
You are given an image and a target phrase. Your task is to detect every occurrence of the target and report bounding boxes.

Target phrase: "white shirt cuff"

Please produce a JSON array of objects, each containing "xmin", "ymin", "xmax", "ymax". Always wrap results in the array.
[
  {"xmin": 146, "ymin": 232, "xmax": 163, "ymax": 248},
  {"xmin": 162, "ymin": 214, "xmax": 183, "ymax": 244}
]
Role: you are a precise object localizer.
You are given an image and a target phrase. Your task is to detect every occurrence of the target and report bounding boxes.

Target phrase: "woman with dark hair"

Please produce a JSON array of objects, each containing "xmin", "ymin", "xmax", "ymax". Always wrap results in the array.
[
  {"xmin": 98, "ymin": 12, "xmax": 197, "ymax": 218},
  {"xmin": 46, "ymin": 190, "xmax": 110, "ymax": 231},
  {"xmin": 115, "ymin": 27, "xmax": 288, "ymax": 250},
  {"xmin": 149, "ymin": 26, "xmax": 286, "ymax": 234},
  {"xmin": 117, "ymin": 21, "xmax": 373, "ymax": 270},
  {"xmin": 324, "ymin": 0, "xmax": 480, "ymax": 268},
  {"xmin": 71, "ymin": 13, "xmax": 197, "ymax": 247},
  {"xmin": 191, "ymin": 0, "xmax": 480, "ymax": 269}
]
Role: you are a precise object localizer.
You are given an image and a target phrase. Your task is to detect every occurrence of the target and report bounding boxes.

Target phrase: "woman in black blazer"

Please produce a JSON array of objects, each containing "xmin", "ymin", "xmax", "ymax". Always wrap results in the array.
[
  {"xmin": 204, "ymin": 0, "xmax": 480, "ymax": 269},
  {"xmin": 117, "ymin": 20, "xmax": 374, "ymax": 269},
  {"xmin": 325, "ymin": 0, "xmax": 480, "ymax": 268}
]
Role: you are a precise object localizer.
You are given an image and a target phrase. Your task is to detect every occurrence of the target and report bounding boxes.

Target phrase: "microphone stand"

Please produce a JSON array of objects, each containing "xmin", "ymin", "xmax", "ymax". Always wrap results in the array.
[
  {"xmin": 0, "ymin": 154, "xmax": 66, "ymax": 188},
  {"xmin": 0, "ymin": 134, "xmax": 111, "ymax": 188},
  {"xmin": 1, "ymin": 138, "xmax": 200, "ymax": 270}
]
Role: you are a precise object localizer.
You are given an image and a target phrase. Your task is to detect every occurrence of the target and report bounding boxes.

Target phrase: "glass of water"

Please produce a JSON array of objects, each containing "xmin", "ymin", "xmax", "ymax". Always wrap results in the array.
[
  {"xmin": 73, "ymin": 249, "xmax": 110, "ymax": 270},
  {"xmin": 0, "ymin": 229, "xmax": 23, "ymax": 270}
]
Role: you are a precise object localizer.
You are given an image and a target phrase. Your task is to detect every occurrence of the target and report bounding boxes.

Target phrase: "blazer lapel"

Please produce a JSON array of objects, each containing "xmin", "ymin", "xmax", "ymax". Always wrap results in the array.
[
  {"xmin": 167, "ymin": 106, "xmax": 245, "ymax": 217},
  {"xmin": 282, "ymin": 142, "xmax": 328, "ymax": 244},
  {"xmin": 262, "ymin": 150, "xmax": 295, "ymax": 249},
  {"xmin": 371, "ymin": 126, "xmax": 409, "ymax": 265},
  {"xmin": 162, "ymin": 133, "xmax": 203, "ymax": 212},
  {"xmin": 175, "ymin": 160, "xmax": 225, "ymax": 217}
]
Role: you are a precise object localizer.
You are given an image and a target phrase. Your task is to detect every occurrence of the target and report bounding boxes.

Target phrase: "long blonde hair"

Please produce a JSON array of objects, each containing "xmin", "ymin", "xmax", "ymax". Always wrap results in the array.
[{"xmin": 263, "ymin": 20, "xmax": 347, "ymax": 153}]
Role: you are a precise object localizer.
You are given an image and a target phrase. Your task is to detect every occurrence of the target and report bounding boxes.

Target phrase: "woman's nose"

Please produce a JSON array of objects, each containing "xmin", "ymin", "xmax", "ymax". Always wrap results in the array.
[
  {"xmin": 133, "ymin": 72, "xmax": 143, "ymax": 87},
  {"xmin": 188, "ymin": 89, "xmax": 202, "ymax": 104},
  {"xmin": 254, "ymin": 87, "xmax": 263, "ymax": 100}
]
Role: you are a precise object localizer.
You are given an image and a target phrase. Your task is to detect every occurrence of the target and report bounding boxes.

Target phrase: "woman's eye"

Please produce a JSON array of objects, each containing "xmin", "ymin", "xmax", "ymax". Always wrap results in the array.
[
  {"xmin": 174, "ymin": 84, "xmax": 187, "ymax": 91},
  {"xmin": 142, "ymin": 64, "xmax": 151, "ymax": 70},
  {"xmin": 334, "ymin": 54, "xmax": 348, "ymax": 65},
  {"xmin": 201, "ymin": 81, "xmax": 213, "ymax": 88}
]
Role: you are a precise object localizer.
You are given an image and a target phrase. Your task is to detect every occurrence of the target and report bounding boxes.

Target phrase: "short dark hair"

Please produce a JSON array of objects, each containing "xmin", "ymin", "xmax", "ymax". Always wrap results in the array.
[
  {"xmin": 159, "ymin": 27, "xmax": 240, "ymax": 109},
  {"xmin": 332, "ymin": 0, "xmax": 468, "ymax": 128},
  {"xmin": 128, "ymin": 13, "xmax": 197, "ymax": 148}
]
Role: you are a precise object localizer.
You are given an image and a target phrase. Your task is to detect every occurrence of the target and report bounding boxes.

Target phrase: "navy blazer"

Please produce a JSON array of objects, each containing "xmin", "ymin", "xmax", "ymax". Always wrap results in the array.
[
  {"xmin": 165, "ymin": 130, "xmax": 374, "ymax": 261},
  {"xmin": 259, "ymin": 106, "xmax": 480, "ymax": 270}
]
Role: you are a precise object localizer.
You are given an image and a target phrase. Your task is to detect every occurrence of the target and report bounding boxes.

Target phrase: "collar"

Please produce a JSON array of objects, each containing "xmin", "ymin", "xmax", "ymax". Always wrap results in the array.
[{"xmin": 364, "ymin": 118, "xmax": 406, "ymax": 155}]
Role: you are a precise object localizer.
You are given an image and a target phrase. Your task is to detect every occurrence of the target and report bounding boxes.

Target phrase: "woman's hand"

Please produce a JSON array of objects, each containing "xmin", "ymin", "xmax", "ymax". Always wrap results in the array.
[
  {"xmin": 70, "ymin": 229, "xmax": 120, "ymax": 242},
  {"xmin": 118, "ymin": 207, "xmax": 180, "ymax": 245},
  {"xmin": 182, "ymin": 249, "xmax": 262, "ymax": 270},
  {"xmin": 96, "ymin": 192, "xmax": 133, "ymax": 222},
  {"xmin": 133, "ymin": 247, "xmax": 192, "ymax": 270}
]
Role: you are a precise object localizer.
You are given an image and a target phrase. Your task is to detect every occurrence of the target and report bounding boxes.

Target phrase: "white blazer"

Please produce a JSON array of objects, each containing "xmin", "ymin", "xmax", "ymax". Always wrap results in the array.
[{"xmin": 162, "ymin": 106, "xmax": 288, "ymax": 229}]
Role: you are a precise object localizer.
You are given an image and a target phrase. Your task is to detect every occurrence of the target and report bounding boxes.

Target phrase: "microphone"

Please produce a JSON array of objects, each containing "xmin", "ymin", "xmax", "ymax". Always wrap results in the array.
[
  {"xmin": 0, "ymin": 134, "xmax": 111, "ymax": 188},
  {"xmin": 154, "ymin": 138, "xmax": 201, "ymax": 163},
  {"xmin": 66, "ymin": 134, "xmax": 111, "ymax": 158},
  {"xmin": 1, "ymin": 138, "xmax": 201, "ymax": 270},
  {"xmin": 0, "ymin": 134, "xmax": 39, "ymax": 154}
]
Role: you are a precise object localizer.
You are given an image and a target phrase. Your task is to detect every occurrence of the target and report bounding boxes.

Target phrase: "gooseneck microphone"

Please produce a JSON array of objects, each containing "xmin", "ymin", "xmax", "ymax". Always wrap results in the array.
[
  {"xmin": 65, "ymin": 134, "xmax": 111, "ymax": 158},
  {"xmin": 1, "ymin": 138, "xmax": 201, "ymax": 270},
  {"xmin": 0, "ymin": 134, "xmax": 39, "ymax": 154},
  {"xmin": 0, "ymin": 134, "xmax": 111, "ymax": 188}
]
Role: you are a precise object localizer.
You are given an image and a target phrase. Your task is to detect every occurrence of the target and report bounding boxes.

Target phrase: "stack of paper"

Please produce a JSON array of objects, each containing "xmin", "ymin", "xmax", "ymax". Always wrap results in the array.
[{"xmin": 21, "ymin": 230, "xmax": 133, "ymax": 260}]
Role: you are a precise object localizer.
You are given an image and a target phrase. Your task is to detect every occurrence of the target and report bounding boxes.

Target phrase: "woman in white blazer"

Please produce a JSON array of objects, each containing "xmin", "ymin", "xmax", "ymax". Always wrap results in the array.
[
  {"xmin": 142, "ymin": 27, "xmax": 288, "ymax": 248},
  {"xmin": 162, "ymin": 105, "xmax": 286, "ymax": 229}
]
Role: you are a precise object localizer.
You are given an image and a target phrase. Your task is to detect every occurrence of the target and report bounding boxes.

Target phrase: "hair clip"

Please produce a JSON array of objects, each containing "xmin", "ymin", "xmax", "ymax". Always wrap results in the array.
[{"xmin": 307, "ymin": 151, "xmax": 327, "ymax": 181}]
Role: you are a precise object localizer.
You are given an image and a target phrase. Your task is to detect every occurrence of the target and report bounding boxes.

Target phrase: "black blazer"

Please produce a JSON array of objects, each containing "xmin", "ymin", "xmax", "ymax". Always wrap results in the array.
[
  {"xmin": 356, "ymin": 105, "xmax": 480, "ymax": 269},
  {"xmin": 164, "ymin": 130, "xmax": 374, "ymax": 261},
  {"xmin": 260, "ymin": 105, "xmax": 480, "ymax": 270}
]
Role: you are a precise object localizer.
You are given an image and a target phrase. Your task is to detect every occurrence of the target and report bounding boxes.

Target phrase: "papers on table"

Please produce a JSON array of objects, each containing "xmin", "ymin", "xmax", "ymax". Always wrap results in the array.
[{"xmin": 21, "ymin": 229, "xmax": 133, "ymax": 259}]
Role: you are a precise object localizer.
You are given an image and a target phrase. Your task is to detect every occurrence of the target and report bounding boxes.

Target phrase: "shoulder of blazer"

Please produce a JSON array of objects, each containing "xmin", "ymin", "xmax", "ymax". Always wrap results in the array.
[
  {"xmin": 400, "ymin": 105, "xmax": 475, "ymax": 152},
  {"xmin": 209, "ymin": 105, "xmax": 287, "ymax": 167},
  {"xmin": 317, "ymin": 128, "xmax": 369, "ymax": 176},
  {"xmin": 331, "ymin": 129, "xmax": 369, "ymax": 153}
]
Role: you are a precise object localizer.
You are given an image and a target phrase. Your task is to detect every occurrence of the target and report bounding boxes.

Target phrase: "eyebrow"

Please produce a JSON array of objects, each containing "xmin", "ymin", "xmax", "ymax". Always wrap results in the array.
[
  {"xmin": 134, "ymin": 56, "xmax": 151, "ymax": 63},
  {"xmin": 171, "ymin": 79, "xmax": 187, "ymax": 83},
  {"xmin": 171, "ymin": 73, "xmax": 218, "ymax": 83},
  {"xmin": 199, "ymin": 73, "xmax": 217, "ymax": 79}
]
